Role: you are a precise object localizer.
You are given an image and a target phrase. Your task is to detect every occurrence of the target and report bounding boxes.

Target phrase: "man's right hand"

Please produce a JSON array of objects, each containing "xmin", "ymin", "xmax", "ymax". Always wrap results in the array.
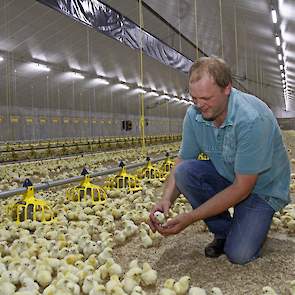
[{"xmin": 148, "ymin": 199, "xmax": 171, "ymax": 232}]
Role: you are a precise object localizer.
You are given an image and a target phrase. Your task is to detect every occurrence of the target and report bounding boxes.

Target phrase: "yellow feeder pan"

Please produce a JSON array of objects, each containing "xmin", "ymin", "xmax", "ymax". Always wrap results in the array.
[
  {"xmin": 9, "ymin": 179, "xmax": 55, "ymax": 224},
  {"xmin": 197, "ymin": 152, "xmax": 209, "ymax": 160},
  {"xmin": 137, "ymin": 157, "xmax": 165, "ymax": 182},
  {"xmin": 160, "ymin": 152, "xmax": 175, "ymax": 175},
  {"xmin": 104, "ymin": 161, "xmax": 142, "ymax": 193},
  {"xmin": 66, "ymin": 168, "xmax": 107, "ymax": 204}
]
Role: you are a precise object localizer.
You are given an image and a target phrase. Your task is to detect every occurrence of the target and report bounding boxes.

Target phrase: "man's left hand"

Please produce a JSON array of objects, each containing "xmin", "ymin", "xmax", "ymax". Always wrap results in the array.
[{"xmin": 156, "ymin": 212, "xmax": 195, "ymax": 236}]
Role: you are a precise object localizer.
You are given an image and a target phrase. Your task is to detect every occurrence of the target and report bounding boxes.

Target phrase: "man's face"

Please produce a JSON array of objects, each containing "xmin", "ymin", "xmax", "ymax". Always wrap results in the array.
[{"xmin": 189, "ymin": 74, "xmax": 231, "ymax": 125}]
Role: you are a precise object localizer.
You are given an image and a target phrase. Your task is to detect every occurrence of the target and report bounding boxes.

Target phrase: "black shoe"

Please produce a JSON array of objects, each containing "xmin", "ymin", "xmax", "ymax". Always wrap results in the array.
[{"xmin": 205, "ymin": 237, "xmax": 225, "ymax": 258}]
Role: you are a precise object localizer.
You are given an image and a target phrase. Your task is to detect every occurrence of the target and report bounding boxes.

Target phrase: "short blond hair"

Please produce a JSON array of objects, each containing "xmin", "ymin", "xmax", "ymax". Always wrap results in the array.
[{"xmin": 189, "ymin": 56, "xmax": 232, "ymax": 88}]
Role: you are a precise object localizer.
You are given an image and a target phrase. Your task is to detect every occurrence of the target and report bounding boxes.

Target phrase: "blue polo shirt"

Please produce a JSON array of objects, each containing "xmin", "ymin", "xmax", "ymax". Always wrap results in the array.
[{"xmin": 179, "ymin": 88, "xmax": 290, "ymax": 211}]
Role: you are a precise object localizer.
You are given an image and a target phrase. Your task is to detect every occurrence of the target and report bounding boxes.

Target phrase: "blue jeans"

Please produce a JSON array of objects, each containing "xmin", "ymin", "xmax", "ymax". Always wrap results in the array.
[{"xmin": 174, "ymin": 160, "xmax": 275, "ymax": 265}]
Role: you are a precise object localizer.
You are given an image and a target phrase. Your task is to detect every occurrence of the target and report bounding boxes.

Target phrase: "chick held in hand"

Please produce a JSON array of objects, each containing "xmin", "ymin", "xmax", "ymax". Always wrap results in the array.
[{"xmin": 153, "ymin": 211, "xmax": 167, "ymax": 224}]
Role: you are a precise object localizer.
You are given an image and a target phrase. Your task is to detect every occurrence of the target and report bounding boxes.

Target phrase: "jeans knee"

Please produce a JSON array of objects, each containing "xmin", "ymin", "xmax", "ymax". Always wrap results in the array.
[
  {"xmin": 174, "ymin": 160, "xmax": 213, "ymax": 192},
  {"xmin": 224, "ymin": 248, "xmax": 255, "ymax": 265}
]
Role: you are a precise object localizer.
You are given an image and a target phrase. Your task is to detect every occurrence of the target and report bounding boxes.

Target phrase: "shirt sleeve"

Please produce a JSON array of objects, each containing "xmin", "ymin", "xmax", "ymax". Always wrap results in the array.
[
  {"xmin": 178, "ymin": 107, "xmax": 200, "ymax": 160},
  {"xmin": 234, "ymin": 116, "xmax": 274, "ymax": 174}
]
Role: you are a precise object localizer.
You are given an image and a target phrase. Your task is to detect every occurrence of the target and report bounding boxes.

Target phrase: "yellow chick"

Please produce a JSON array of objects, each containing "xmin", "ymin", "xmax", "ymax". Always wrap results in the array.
[
  {"xmin": 122, "ymin": 276, "xmax": 139, "ymax": 294},
  {"xmin": 159, "ymin": 288, "xmax": 177, "ymax": 295},
  {"xmin": 18, "ymin": 277, "xmax": 39, "ymax": 294},
  {"xmin": 78, "ymin": 234, "xmax": 92, "ymax": 250},
  {"xmin": 154, "ymin": 211, "xmax": 166, "ymax": 224},
  {"xmin": 114, "ymin": 230, "xmax": 127, "ymax": 245},
  {"xmin": 103, "ymin": 220, "xmax": 115, "ymax": 232},
  {"xmin": 281, "ymin": 215, "xmax": 293, "ymax": 226},
  {"xmin": 99, "ymin": 231, "xmax": 113, "ymax": 241},
  {"xmin": 123, "ymin": 219, "xmax": 138, "ymax": 228},
  {"xmin": 84, "ymin": 207, "xmax": 93, "ymax": 215},
  {"xmin": 36, "ymin": 269, "xmax": 52, "ymax": 288},
  {"xmin": 112, "ymin": 285, "xmax": 128, "ymax": 295},
  {"xmin": 0, "ymin": 280, "xmax": 16, "ymax": 295},
  {"xmin": 82, "ymin": 275, "xmax": 97, "ymax": 294},
  {"xmin": 95, "ymin": 264, "xmax": 109, "ymax": 282},
  {"xmin": 188, "ymin": 287, "xmax": 207, "ymax": 295},
  {"xmin": 262, "ymin": 286, "xmax": 278, "ymax": 295},
  {"xmin": 76, "ymin": 266, "xmax": 94, "ymax": 283},
  {"xmin": 85, "ymin": 254, "xmax": 98, "ymax": 268},
  {"xmin": 89, "ymin": 283, "xmax": 107, "ymax": 295},
  {"xmin": 271, "ymin": 217, "xmax": 282, "ymax": 229},
  {"xmin": 125, "ymin": 267, "xmax": 142, "ymax": 284},
  {"xmin": 106, "ymin": 274, "xmax": 122, "ymax": 294},
  {"xmin": 14, "ymin": 292, "xmax": 32, "ymax": 295},
  {"xmin": 64, "ymin": 254, "xmax": 84, "ymax": 265},
  {"xmin": 211, "ymin": 287, "xmax": 223, "ymax": 295},
  {"xmin": 102, "ymin": 237, "xmax": 115, "ymax": 249},
  {"xmin": 123, "ymin": 224, "xmax": 138, "ymax": 238},
  {"xmin": 43, "ymin": 284, "xmax": 56, "ymax": 295},
  {"xmin": 65, "ymin": 281, "xmax": 80, "ymax": 295},
  {"xmin": 129, "ymin": 259, "xmax": 140, "ymax": 269},
  {"xmin": 140, "ymin": 262, "xmax": 157, "ymax": 286},
  {"xmin": 150, "ymin": 230, "xmax": 162, "ymax": 247},
  {"xmin": 131, "ymin": 285, "xmax": 146, "ymax": 295},
  {"xmin": 174, "ymin": 276, "xmax": 191, "ymax": 295},
  {"xmin": 0, "ymin": 262, "xmax": 6, "ymax": 273},
  {"xmin": 111, "ymin": 286, "xmax": 128, "ymax": 295},
  {"xmin": 287, "ymin": 219, "xmax": 295, "ymax": 232},
  {"xmin": 287, "ymin": 279, "xmax": 295, "ymax": 295},
  {"xmin": 83, "ymin": 240, "xmax": 100, "ymax": 258},
  {"xmin": 2, "ymin": 269, "xmax": 19, "ymax": 285},
  {"xmin": 98, "ymin": 247, "xmax": 113, "ymax": 265},
  {"xmin": 112, "ymin": 208, "xmax": 123, "ymax": 220},
  {"xmin": 139, "ymin": 228, "xmax": 153, "ymax": 248},
  {"xmin": 164, "ymin": 278, "xmax": 176, "ymax": 290},
  {"xmin": 105, "ymin": 258, "xmax": 123, "ymax": 277},
  {"xmin": 59, "ymin": 269, "xmax": 80, "ymax": 284},
  {"xmin": 139, "ymin": 221, "xmax": 151, "ymax": 232}
]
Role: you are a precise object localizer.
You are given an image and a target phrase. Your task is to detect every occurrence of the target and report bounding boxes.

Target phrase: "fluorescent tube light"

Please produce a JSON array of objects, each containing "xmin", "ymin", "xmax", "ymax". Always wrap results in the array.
[
  {"xmin": 33, "ymin": 63, "xmax": 50, "ymax": 72},
  {"xmin": 271, "ymin": 9, "xmax": 277, "ymax": 24}
]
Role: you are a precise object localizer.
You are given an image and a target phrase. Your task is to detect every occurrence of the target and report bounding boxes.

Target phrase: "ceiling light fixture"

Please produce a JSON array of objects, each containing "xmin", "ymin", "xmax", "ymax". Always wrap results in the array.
[
  {"xmin": 95, "ymin": 78, "xmax": 109, "ymax": 85},
  {"xmin": 73, "ymin": 72, "xmax": 85, "ymax": 79},
  {"xmin": 270, "ymin": 4, "xmax": 288, "ymax": 104},
  {"xmin": 136, "ymin": 88, "xmax": 147, "ymax": 94},
  {"xmin": 120, "ymin": 83, "xmax": 130, "ymax": 89},
  {"xmin": 34, "ymin": 63, "xmax": 50, "ymax": 72},
  {"xmin": 271, "ymin": 9, "xmax": 278, "ymax": 24},
  {"xmin": 149, "ymin": 91, "xmax": 159, "ymax": 96},
  {"xmin": 171, "ymin": 97, "xmax": 180, "ymax": 102},
  {"xmin": 0, "ymin": 56, "xmax": 3, "ymax": 62},
  {"xmin": 144, "ymin": 91, "xmax": 159, "ymax": 98},
  {"xmin": 160, "ymin": 94, "xmax": 171, "ymax": 100},
  {"xmin": 115, "ymin": 83, "xmax": 129, "ymax": 90}
]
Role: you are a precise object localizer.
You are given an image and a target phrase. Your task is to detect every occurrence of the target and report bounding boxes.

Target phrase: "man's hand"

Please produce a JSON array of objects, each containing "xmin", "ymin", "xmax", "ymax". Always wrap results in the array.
[
  {"xmin": 156, "ymin": 212, "xmax": 195, "ymax": 236},
  {"xmin": 148, "ymin": 199, "xmax": 171, "ymax": 232}
]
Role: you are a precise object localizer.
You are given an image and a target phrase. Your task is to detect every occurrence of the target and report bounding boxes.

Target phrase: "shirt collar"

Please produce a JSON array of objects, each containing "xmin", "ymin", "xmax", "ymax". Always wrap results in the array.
[{"xmin": 195, "ymin": 88, "xmax": 235, "ymax": 128}]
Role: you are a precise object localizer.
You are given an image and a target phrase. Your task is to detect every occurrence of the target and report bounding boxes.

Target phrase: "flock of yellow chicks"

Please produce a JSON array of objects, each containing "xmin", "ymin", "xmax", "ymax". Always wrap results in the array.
[
  {"xmin": 0, "ymin": 140, "xmax": 295, "ymax": 294},
  {"xmin": 0, "ymin": 143, "xmax": 180, "ymax": 191}
]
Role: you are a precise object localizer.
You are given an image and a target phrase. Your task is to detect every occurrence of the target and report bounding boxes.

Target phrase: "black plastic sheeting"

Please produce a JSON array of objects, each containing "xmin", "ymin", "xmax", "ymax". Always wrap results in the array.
[{"xmin": 37, "ymin": 0, "xmax": 193, "ymax": 73}]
